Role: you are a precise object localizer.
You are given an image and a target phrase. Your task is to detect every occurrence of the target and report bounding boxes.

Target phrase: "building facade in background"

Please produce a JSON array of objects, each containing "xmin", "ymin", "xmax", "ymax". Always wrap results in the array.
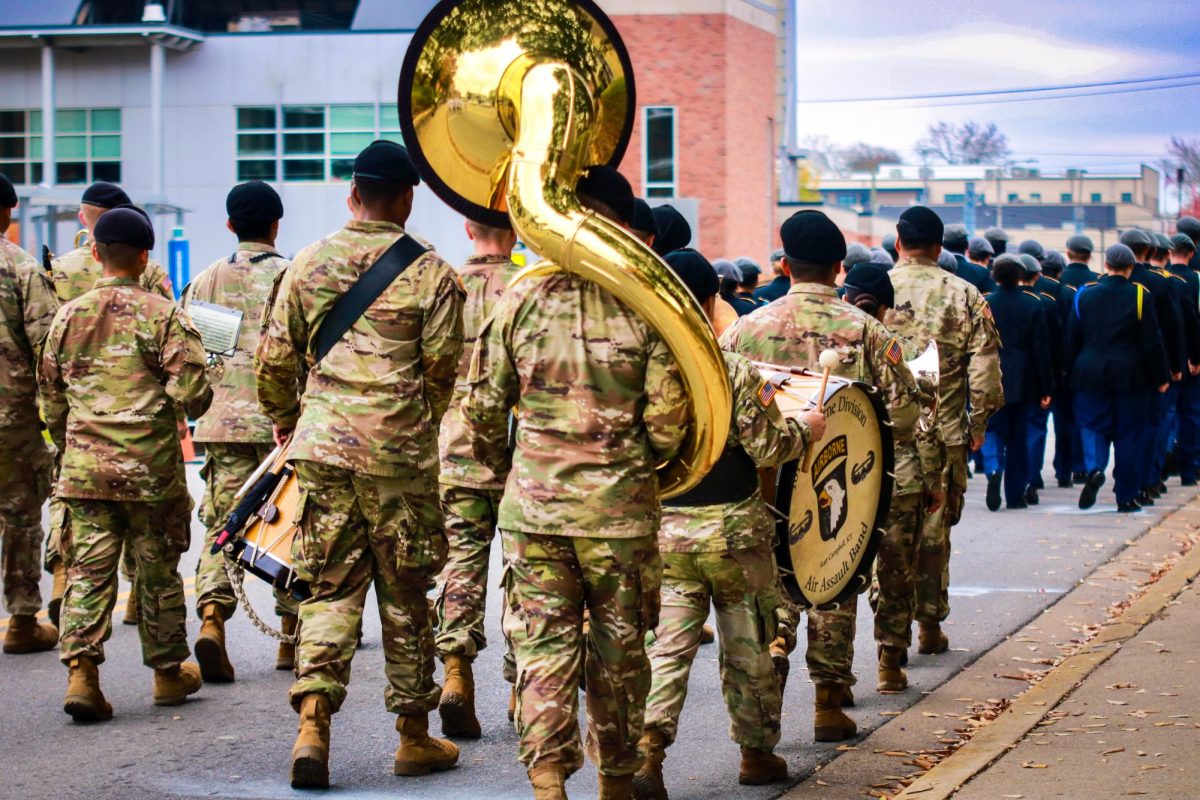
[{"xmin": 0, "ymin": 0, "xmax": 784, "ymax": 277}]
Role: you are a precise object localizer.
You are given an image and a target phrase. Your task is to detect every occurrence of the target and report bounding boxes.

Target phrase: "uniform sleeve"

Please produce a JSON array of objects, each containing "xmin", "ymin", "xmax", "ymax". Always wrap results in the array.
[
  {"xmin": 1031, "ymin": 304, "xmax": 1055, "ymax": 399},
  {"xmin": 145, "ymin": 260, "xmax": 175, "ymax": 301},
  {"xmin": 36, "ymin": 312, "xmax": 69, "ymax": 454},
  {"xmin": 727, "ymin": 354, "xmax": 809, "ymax": 468},
  {"xmin": 20, "ymin": 262, "xmax": 60, "ymax": 357},
  {"xmin": 965, "ymin": 291, "xmax": 1004, "ymax": 441},
  {"xmin": 420, "ymin": 264, "xmax": 466, "ymax": 421},
  {"xmin": 461, "ymin": 294, "xmax": 521, "ymax": 480},
  {"xmin": 254, "ymin": 265, "xmax": 309, "ymax": 430},
  {"xmin": 162, "ymin": 308, "xmax": 213, "ymax": 419},
  {"xmin": 1138, "ymin": 295, "xmax": 1171, "ymax": 388},
  {"xmin": 642, "ymin": 331, "xmax": 689, "ymax": 462}
]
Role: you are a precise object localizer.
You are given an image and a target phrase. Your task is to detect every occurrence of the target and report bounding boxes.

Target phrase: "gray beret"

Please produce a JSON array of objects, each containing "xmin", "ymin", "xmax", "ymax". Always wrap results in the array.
[
  {"xmin": 1153, "ymin": 232, "xmax": 1173, "ymax": 251},
  {"xmin": 984, "ymin": 227, "xmax": 1009, "ymax": 242},
  {"xmin": 881, "ymin": 233, "xmax": 897, "ymax": 251},
  {"xmin": 1171, "ymin": 233, "xmax": 1196, "ymax": 252},
  {"xmin": 1018, "ymin": 253, "xmax": 1042, "ymax": 274},
  {"xmin": 936, "ymin": 250, "xmax": 958, "ymax": 272},
  {"xmin": 769, "ymin": 248, "xmax": 786, "ymax": 264},
  {"xmin": 943, "ymin": 224, "xmax": 969, "ymax": 249},
  {"xmin": 1043, "ymin": 250, "xmax": 1067, "ymax": 271},
  {"xmin": 734, "ymin": 257, "xmax": 762, "ymax": 280},
  {"xmin": 1119, "ymin": 228, "xmax": 1153, "ymax": 248},
  {"xmin": 843, "ymin": 242, "xmax": 872, "ymax": 268},
  {"xmin": 712, "ymin": 258, "xmax": 743, "ymax": 283},
  {"xmin": 1178, "ymin": 217, "xmax": 1200, "ymax": 240},
  {"xmin": 1065, "ymin": 234, "xmax": 1095, "ymax": 254},
  {"xmin": 967, "ymin": 236, "xmax": 994, "ymax": 257},
  {"xmin": 1105, "ymin": 243, "xmax": 1136, "ymax": 269},
  {"xmin": 869, "ymin": 247, "xmax": 894, "ymax": 267},
  {"xmin": 1017, "ymin": 239, "xmax": 1045, "ymax": 260}
]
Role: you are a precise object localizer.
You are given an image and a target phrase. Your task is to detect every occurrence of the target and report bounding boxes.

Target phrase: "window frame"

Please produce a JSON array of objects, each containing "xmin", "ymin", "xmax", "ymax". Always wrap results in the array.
[
  {"xmin": 642, "ymin": 105, "xmax": 678, "ymax": 199},
  {"xmin": 1120, "ymin": 192, "xmax": 1133, "ymax": 204},
  {"xmin": 0, "ymin": 107, "xmax": 121, "ymax": 186}
]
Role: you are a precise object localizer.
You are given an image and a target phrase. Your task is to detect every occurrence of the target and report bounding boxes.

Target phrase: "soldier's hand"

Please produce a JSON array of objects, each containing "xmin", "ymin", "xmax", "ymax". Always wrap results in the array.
[
  {"xmin": 802, "ymin": 410, "xmax": 827, "ymax": 443},
  {"xmin": 1190, "ymin": 362, "xmax": 1200, "ymax": 377},
  {"xmin": 1173, "ymin": 372, "xmax": 1183, "ymax": 383},
  {"xmin": 1040, "ymin": 396, "xmax": 1052, "ymax": 410},
  {"xmin": 925, "ymin": 488, "xmax": 945, "ymax": 514},
  {"xmin": 1159, "ymin": 383, "xmax": 1170, "ymax": 394},
  {"xmin": 273, "ymin": 425, "xmax": 294, "ymax": 446},
  {"xmin": 970, "ymin": 433, "xmax": 985, "ymax": 452}
]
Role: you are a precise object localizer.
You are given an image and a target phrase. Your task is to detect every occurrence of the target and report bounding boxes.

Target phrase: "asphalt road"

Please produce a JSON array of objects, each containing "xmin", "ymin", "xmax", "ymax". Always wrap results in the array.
[{"xmin": 1, "ymin": 451, "xmax": 1192, "ymax": 800}]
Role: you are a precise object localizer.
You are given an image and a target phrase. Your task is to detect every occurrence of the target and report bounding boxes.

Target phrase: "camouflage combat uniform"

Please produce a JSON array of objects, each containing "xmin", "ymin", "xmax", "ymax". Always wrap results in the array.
[
  {"xmin": 644, "ymin": 351, "xmax": 809, "ymax": 752},
  {"xmin": 39, "ymin": 276, "xmax": 211, "ymax": 668},
  {"xmin": 182, "ymin": 242, "xmax": 296, "ymax": 618},
  {"xmin": 883, "ymin": 257, "xmax": 1002, "ymax": 625},
  {"xmin": 721, "ymin": 282, "xmax": 941, "ymax": 686},
  {"xmin": 436, "ymin": 254, "xmax": 522, "ymax": 678},
  {"xmin": 462, "ymin": 272, "xmax": 688, "ymax": 778},
  {"xmin": 45, "ymin": 246, "xmax": 174, "ymax": 579},
  {"xmin": 0, "ymin": 238, "xmax": 58, "ymax": 617},
  {"xmin": 254, "ymin": 220, "xmax": 464, "ymax": 715}
]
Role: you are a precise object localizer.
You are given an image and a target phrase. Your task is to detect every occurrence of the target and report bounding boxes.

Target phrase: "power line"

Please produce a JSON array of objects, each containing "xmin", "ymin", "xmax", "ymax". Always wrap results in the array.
[
  {"xmin": 797, "ymin": 71, "xmax": 1200, "ymax": 104},
  {"xmin": 905, "ymin": 79, "xmax": 1200, "ymax": 109}
]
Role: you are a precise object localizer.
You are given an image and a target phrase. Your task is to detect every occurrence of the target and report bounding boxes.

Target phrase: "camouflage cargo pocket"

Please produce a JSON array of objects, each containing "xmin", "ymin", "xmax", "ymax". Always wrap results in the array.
[
  {"xmin": 197, "ymin": 453, "xmax": 217, "ymax": 528},
  {"xmin": 290, "ymin": 492, "xmax": 321, "ymax": 583},
  {"xmin": 393, "ymin": 492, "xmax": 449, "ymax": 575}
]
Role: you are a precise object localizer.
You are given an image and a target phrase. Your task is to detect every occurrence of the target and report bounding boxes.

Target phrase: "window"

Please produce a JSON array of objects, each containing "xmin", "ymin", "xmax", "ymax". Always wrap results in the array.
[
  {"xmin": 1121, "ymin": 192, "xmax": 1133, "ymax": 203},
  {"xmin": 643, "ymin": 107, "xmax": 676, "ymax": 198},
  {"xmin": 0, "ymin": 108, "xmax": 120, "ymax": 185},
  {"xmin": 1090, "ymin": 192, "xmax": 1102, "ymax": 203},
  {"xmin": 1007, "ymin": 193, "xmax": 1019, "ymax": 203},
  {"xmin": 1030, "ymin": 193, "xmax": 1042, "ymax": 202},
  {"xmin": 837, "ymin": 194, "xmax": 854, "ymax": 207},
  {"xmin": 1060, "ymin": 193, "xmax": 1073, "ymax": 203},
  {"xmin": 236, "ymin": 103, "xmax": 405, "ymax": 183},
  {"xmin": 944, "ymin": 193, "xmax": 965, "ymax": 203}
]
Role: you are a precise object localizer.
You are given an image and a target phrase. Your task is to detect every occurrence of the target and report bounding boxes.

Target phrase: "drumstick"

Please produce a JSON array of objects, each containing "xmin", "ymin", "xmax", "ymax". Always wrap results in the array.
[{"xmin": 801, "ymin": 349, "xmax": 839, "ymax": 473}]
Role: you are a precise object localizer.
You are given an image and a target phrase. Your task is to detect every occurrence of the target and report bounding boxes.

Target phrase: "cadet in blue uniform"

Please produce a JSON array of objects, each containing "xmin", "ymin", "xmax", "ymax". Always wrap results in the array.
[
  {"xmin": 754, "ymin": 249, "xmax": 790, "ymax": 304},
  {"xmin": 1171, "ymin": 233, "xmax": 1200, "ymax": 485},
  {"xmin": 734, "ymin": 257, "xmax": 767, "ymax": 313},
  {"xmin": 1179, "ymin": 218, "xmax": 1200, "ymax": 272},
  {"xmin": 945, "ymin": 225, "xmax": 995, "ymax": 293},
  {"xmin": 984, "ymin": 227, "xmax": 1009, "ymax": 259},
  {"xmin": 1015, "ymin": 252, "xmax": 1065, "ymax": 503},
  {"xmin": 1069, "ymin": 244, "xmax": 1171, "ymax": 512},
  {"xmin": 1062, "ymin": 236, "xmax": 1100, "ymax": 290},
  {"xmin": 982, "ymin": 255, "xmax": 1054, "ymax": 510}
]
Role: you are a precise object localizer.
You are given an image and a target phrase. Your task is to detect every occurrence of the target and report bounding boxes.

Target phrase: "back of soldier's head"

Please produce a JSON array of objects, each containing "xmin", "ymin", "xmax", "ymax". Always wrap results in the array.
[{"xmin": 896, "ymin": 206, "xmax": 944, "ymax": 255}]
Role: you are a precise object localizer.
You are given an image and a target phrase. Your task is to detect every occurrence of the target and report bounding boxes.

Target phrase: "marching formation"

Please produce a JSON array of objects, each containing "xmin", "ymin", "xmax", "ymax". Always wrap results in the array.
[{"xmin": 2, "ymin": 143, "xmax": 1198, "ymax": 800}]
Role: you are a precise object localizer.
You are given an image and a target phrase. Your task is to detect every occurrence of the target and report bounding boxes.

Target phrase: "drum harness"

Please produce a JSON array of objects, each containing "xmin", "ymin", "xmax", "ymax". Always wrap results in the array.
[{"xmin": 221, "ymin": 234, "xmax": 431, "ymax": 644}]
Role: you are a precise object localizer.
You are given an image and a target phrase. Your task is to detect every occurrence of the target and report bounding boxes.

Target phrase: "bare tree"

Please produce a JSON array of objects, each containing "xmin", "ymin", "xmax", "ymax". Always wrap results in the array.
[
  {"xmin": 916, "ymin": 121, "xmax": 1011, "ymax": 165},
  {"xmin": 842, "ymin": 142, "xmax": 902, "ymax": 174},
  {"xmin": 1163, "ymin": 136, "xmax": 1200, "ymax": 212},
  {"xmin": 799, "ymin": 134, "xmax": 848, "ymax": 178}
]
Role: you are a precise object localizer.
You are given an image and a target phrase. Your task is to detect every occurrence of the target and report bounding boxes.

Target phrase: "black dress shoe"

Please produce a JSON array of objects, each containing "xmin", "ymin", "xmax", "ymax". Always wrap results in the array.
[
  {"xmin": 1024, "ymin": 485, "xmax": 1039, "ymax": 506},
  {"xmin": 1117, "ymin": 500, "xmax": 1143, "ymax": 513},
  {"xmin": 1072, "ymin": 471, "xmax": 1087, "ymax": 483},
  {"xmin": 1138, "ymin": 491, "xmax": 1155, "ymax": 506},
  {"xmin": 1078, "ymin": 470, "xmax": 1105, "ymax": 510},
  {"xmin": 1156, "ymin": 481, "xmax": 1167, "ymax": 494},
  {"xmin": 1006, "ymin": 500, "xmax": 1028, "ymax": 510},
  {"xmin": 1182, "ymin": 478, "xmax": 1198, "ymax": 487},
  {"xmin": 1057, "ymin": 477, "xmax": 1073, "ymax": 488},
  {"xmin": 986, "ymin": 473, "xmax": 1002, "ymax": 511}
]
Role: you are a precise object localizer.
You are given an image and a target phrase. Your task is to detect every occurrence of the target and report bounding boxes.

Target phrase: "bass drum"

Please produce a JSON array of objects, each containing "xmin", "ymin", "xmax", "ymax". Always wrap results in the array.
[{"xmin": 765, "ymin": 370, "xmax": 894, "ymax": 609}]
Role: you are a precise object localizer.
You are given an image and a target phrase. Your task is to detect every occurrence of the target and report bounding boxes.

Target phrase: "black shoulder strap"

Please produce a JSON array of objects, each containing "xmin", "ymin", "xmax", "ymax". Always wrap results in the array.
[{"xmin": 313, "ymin": 234, "xmax": 429, "ymax": 364}]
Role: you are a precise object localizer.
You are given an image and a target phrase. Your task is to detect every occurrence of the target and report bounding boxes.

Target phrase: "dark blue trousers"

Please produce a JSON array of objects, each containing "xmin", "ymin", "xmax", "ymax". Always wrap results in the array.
[
  {"xmin": 1076, "ymin": 390, "xmax": 1151, "ymax": 506},
  {"xmin": 1178, "ymin": 377, "xmax": 1200, "ymax": 482},
  {"xmin": 1139, "ymin": 390, "xmax": 1169, "ymax": 492},
  {"xmin": 1026, "ymin": 405, "xmax": 1051, "ymax": 490},
  {"xmin": 1051, "ymin": 391, "xmax": 1082, "ymax": 481},
  {"xmin": 1155, "ymin": 383, "xmax": 1181, "ymax": 482},
  {"xmin": 983, "ymin": 403, "xmax": 1032, "ymax": 505}
]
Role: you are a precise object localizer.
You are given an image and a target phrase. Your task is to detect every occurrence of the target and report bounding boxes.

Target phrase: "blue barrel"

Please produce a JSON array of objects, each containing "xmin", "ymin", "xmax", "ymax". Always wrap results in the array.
[{"xmin": 168, "ymin": 227, "xmax": 189, "ymax": 299}]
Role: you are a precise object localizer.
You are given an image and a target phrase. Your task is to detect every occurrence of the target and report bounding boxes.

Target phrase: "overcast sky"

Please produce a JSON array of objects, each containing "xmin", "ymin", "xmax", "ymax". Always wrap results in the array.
[{"xmin": 794, "ymin": 0, "xmax": 1200, "ymax": 181}]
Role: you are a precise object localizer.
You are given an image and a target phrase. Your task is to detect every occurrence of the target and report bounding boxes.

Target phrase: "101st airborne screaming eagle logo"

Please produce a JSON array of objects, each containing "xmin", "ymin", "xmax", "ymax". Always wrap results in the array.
[{"xmin": 775, "ymin": 381, "xmax": 893, "ymax": 608}]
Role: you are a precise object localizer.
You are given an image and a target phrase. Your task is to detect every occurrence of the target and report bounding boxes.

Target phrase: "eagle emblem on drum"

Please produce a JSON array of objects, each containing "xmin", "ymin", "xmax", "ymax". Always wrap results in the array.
[{"xmin": 812, "ymin": 435, "xmax": 850, "ymax": 542}]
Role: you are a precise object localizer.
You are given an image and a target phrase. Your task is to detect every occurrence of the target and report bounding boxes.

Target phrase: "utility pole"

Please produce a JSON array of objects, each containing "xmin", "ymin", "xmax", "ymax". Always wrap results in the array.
[
  {"xmin": 1180, "ymin": 167, "xmax": 1186, "ymax": 219},
  {"xmin": 964, "ymin": 181, "xmax": 977, "ymax": 235}
]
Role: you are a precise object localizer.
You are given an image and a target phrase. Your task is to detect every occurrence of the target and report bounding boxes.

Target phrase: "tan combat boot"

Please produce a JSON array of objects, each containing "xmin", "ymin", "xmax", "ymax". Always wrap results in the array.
[
  {"xmin": 842, "ymin": 684, "xmax": 855, "ymax": 707},
  {"xmin": 122, "ymin": 590, "xmax": 139, "ymax": 625},
  {"xmin": 3, "ymin": 614, "xmax": 58, "ymax": 654},
  {"xmin": 394, "ymin": 712, "xmax": 460, "ymax": 776},
  {"xmin": 48, "ymin": 559, "xmax": 67, "ymax": 628},
  {"xmin": 194, "ymin": 603, "xmax": 235, "ymax": 682},
  {"xmin": 918, "ymin": 622, "xmax": 949, "ymax": 655},
  {"xmin": 738, "ymin": 746, "xmax": 788, "ymax": 785},
  {"xmin": 153, "ymin": 661, "xmax": 203, "ymax": 706},
  {"xmin": 63, "ymin": 656, "xmax": 113, "ymax": 722},
  {"xmin": 598, "ymin": 773, "xmax": 634, "ymax": 800},
  {"xmin": 529, "ymin": 764, "xmax": 568, "ymax": 800},
  {"xmin": 813, "ymin": 684, "xmax": 857, "ymax": 742},
  {"xmin": 699, "ymin": 623, "xmax": 715, "ymax": 644},
  {"xmin": 276, "ymin": 613, "xmax": 297, "ymax": 671},
  {"xmin": 768, "ymin": 636, "xmax": 790, "ymax": 694},
  {"xmin": 877, "ymin": 645, "xmax": 908, "ymax": 693},
  {"xmin": 632, "ymin": 727, "xmax": 669, "ymax": 800},
  {"xmin": 438, "ymin": 654, "xmax": 481, "ymax": 738},
  {"xmin": 291, "ymin": 693, "xmax": 331, "ymax": 789},
  {"xmin": 508, "ymin": 685, "xmax": 517, "ymax": 722}
]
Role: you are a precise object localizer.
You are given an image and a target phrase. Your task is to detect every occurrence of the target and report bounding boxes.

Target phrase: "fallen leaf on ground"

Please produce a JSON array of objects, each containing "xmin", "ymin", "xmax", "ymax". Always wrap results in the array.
[{"xmin": 1021, "ymin": 761, "xmax": 1049, "ymax": 769}]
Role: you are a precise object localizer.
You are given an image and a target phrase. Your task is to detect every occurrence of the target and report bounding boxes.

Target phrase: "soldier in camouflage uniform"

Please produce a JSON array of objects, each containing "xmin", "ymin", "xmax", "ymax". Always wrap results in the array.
[
  {"xmin": 0, "ymin": 174, "xmax": 60, "ymax": 655},
  {"xmin": 722, "ymin": 210, "xmax": 944, "ymax": 742},
  {"xmin": 633, "ymin": 249, "xmax": 821, "ymax": 799},
  {"xmin": 435, "ymin": 218, "xmax": 520, "ymax": 738},
  {"xmin": 46, "ymin": 182, "xmax": 176, "ymax": 626},
  {"xmin": 882, "ymin": 207, "xmax": 1003, "ymax": 655},
  {"xmin": 38, "ymin": 206, "xmax": 210, "ymax": 721},
  {"xmin": 462, "ymin": 167, "xmax": 689, "ymax": 800},
  {"xmin": 254, "ymin": 142, "xmax": 464, "ymax": 789},
  {"xmin": 181, "ymin": 181, "xmax": 297, "ymax": 682}
]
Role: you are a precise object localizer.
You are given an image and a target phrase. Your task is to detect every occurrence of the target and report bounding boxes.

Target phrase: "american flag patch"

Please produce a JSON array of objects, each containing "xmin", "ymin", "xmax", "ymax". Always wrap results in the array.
[
  {"xmin": 757, "ymin": 379, "xmax": 778, "ymax": 407},
  {"xmin": 883, "ymin": 337, "xmax": 903, "ymax": 365}
]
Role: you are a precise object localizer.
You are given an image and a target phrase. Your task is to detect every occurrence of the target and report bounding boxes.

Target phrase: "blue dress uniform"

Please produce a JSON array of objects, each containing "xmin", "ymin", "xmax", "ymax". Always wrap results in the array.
[
  {"xmin": 1068, "ymin": 275, "xmax": 1170, "ymax": 509},
  {"xmin": 953, "ymin": 253, "xmax": 996, "ymax": 294},
  {"xmin": 982, "ymin": 286, "xmax": 1054, "ymax": 508},
  {"xmin": 1169, "ymin": 257, "xmax": 1200, "ymax": 484},
  {"xmin": 1061, "ymin": 260, "xmax": 1100, "ymax": 290},
  {"xmin": 1024, "ymin": 277, "xmax": 1072, "ymax": 498},
  {"xmin": 754, "ymin": 274, "xmax": 790, "ymax": 304},
  {"xmin": 1154, "ymin": 265, "xmax": 1200, "ymax": 485}
]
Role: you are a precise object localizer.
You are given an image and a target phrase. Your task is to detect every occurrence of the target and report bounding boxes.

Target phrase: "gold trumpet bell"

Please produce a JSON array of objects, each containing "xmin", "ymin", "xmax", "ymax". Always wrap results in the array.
[{"xmin": 398, "ymin": 0, "xmax": 732, "ymax": 497}]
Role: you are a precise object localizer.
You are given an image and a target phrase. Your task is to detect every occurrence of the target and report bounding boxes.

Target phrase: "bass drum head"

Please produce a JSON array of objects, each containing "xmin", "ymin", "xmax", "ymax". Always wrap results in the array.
[{"xmin": 774, "ymin": 381, "xmax": 894, "ymax": 609}]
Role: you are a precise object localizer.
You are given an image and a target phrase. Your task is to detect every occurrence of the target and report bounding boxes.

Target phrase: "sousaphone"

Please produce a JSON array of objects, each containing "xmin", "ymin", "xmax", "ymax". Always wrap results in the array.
[{"xmin": 398, "ymin": 0, "xmax": 732, "ymax": 496}]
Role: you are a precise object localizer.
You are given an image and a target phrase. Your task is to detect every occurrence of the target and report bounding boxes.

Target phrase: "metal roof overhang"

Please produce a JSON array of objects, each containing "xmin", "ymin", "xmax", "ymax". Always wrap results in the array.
[{"xmin": 0, "ymin": 25, "xmax": 204, "ymax": 51}]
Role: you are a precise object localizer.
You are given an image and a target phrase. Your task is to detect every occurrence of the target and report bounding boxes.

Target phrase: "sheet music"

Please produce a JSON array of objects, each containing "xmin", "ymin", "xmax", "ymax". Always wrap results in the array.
[{"xmin": 187, "ymin": 301, "xmax": 243, "ymax": 355}]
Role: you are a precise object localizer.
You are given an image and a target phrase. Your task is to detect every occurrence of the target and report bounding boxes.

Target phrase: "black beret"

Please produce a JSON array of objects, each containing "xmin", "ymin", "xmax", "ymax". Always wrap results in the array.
[
  {"xmin": 353, "ymin": 140, "xmax": 420, "ymax": 186},
  {"xmin": 896, "ymin": 206, "xmax": 944, "ymax": 247},
  {"xmin": 780, "ymin": 209, "xmax": 846, "ymax": 263},
  {"xmin": 1017, "ymin": 239, "xmax": 1045, "ymax": 260},
  {"xmin": 664, "ymin": 248, "xmax": 719, "ymax": 303},
  {"xmin": 651, "ymin": 205, "xmax": 692, "ymax": 256},
  {"xmin": 81, "ymin": 181, "xmax": 131, "ymax": 210},
  {"xmin": 0, "ymin": 173, "xmax": 16, "ymax": 208},
  {"xmin": 1105, "ymin": 243, "xmax": 1136, "ymax": 269},
  {"xmin": 1178, "ymin": 217, "xmax": 1200, "ymax": 240},
  {"xmin": 1171, "ymin": 233, "xmax": 1196, "ymax": 252},
  {"xmin": 1119, "ymin": 228, "xmax": 1153, "ymax": 248},
  {"xmin": 630, "ymin": 198, "xmax": 658, "ymax": 239},
  {"xmin": 226, "ymin": 181, "xmax": 283, "ymax": 225},
  {"xmin": 842, "ymin": 263, "xmax": 894, "ymax": 308},
  {"xmin": 1065, "ymin": 234, "xmax": 1094, "ymax": 254},
  {"xmin": 93, "ymin": 205, "xmax": 155, "ymax": 250},
  {"xmin": 576, "ymin": 165, "xmax": 634, "ymax": 226},
  {"xmin": 942, "ymin": 224, "xmax": 969, "ymax": 250}
]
